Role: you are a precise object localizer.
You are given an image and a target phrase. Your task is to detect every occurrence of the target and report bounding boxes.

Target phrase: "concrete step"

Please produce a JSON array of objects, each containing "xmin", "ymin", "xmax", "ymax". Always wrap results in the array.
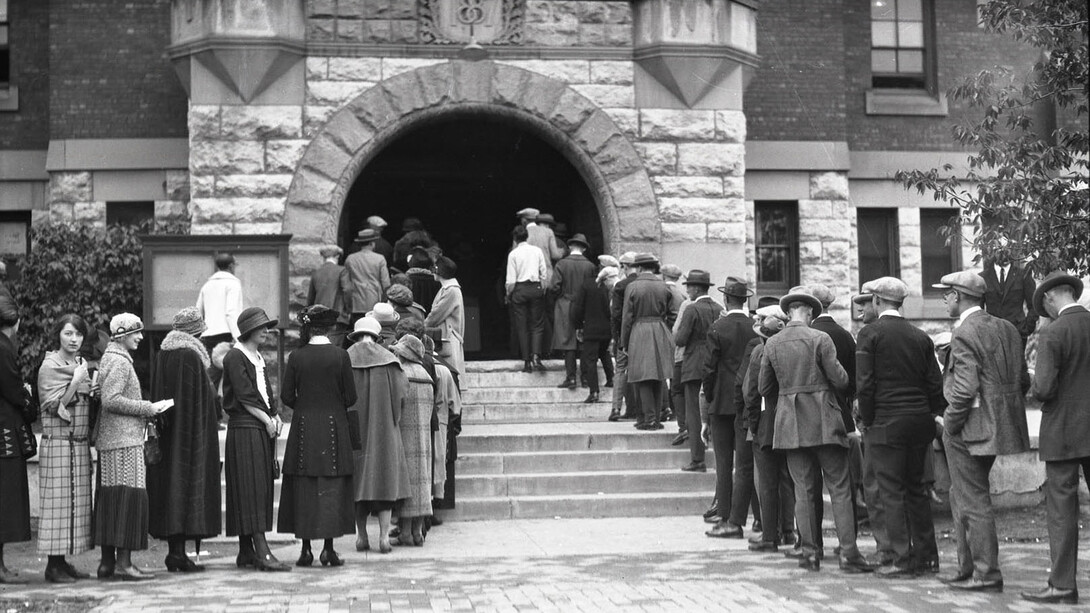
[
  {"xmin": 460, "ymin": 449, "xmax": 717, "ymax": 475},
  {"xmin": 459, "ymin": 469, "xmax": 716, "ymax": 497},
  {"xmin": 462, "ymin": 386, "xmax": 599, "ymax": 405},
  {"xmin": 464, "ymin": 360, "xmax": 569, "ymax": 373},
  {"xmin": 462, "ymin": 370, "xmax": 610, "ymax": 389},
  {"xmin": 460, "ymin": 428, "xmax": 682, "ymax": 454},
  {"xmin": 441, "ymin": 491, "xmax": 711, "ymax": 521},
  {"xmin": 463, "ymin": 402, "xmax": 615, "ymax": 424}
]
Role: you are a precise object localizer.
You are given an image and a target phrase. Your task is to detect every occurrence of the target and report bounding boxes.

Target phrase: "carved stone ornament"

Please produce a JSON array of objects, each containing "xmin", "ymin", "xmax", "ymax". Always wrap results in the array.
[{"xmin": 418, "ymin": 0, "xmax": 524, "ymax": 45}]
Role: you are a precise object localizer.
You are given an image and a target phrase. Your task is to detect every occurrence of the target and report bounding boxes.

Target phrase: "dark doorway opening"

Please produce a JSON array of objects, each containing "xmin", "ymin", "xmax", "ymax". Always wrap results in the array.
[{"xmin": 340, "ymin": 115, "xmax": 604, "ymax": 359}]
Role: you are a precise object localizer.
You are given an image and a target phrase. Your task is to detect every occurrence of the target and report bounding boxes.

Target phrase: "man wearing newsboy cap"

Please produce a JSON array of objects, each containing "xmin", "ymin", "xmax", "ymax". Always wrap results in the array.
[{"xmin": 933, "ymin": 270, "xmax": 1030, "ymax": 593}]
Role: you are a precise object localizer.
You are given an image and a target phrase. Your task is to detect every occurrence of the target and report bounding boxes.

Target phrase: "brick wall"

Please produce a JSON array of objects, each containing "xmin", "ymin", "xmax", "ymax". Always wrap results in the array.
[
  {"xmin": 48, "ymin": 0, "xmax": 187, "ymax": 139},
  {"xmin": 1, "ymin": 0, "xmax": 50, "ymax": 150},
  {"xmin": 744, "ymin": 0, "xmax": 848, "ymax": 142}
]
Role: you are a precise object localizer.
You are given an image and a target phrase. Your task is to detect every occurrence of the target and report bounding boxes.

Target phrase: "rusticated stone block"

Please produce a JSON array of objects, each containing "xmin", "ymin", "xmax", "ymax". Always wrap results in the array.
[
  {"xmin": 216, "ymin": 175, "xmax": 294, "ymax": 198},
  {"xmin": 504, "ymin": 60, "xmax": 589, "ymax": 84},
  {"xmin": 523, "ymin": 24, "xmax": 581, "ymax": 46},
  {"xmin": 381, "ymin": 58, "xmax": 445, "ymax": 80},
  {"xmin": 634, "ymin": 142, "xmax": 677, "ymax": 175},
  {"xmin": 234, "ymin": 222, "xmax": 283, "ymax": 235},
  {"xmin": 289, "ymin": 242, "xmax": 325, "ymax": 276},
  {"xmin": 304, "ymin": 105, "xmax": 337, "ymax": 137},
  {"xmin": 617, "ymin": 206, "xmax": 660, "ymax": 241},
  {"xmin": 305, "ymin": 57, "xmax": 328, "ymax": 80},
  {"xmin": 154, "ymin": 200, "xmax": 188, "ymax": 220},
  {"xmin": 810, "ymin": 171, "xmax": 849, "ymax": 200},
  {"xmin": 73, "ymin": 201, "xmax": 106, "ymax": 225},
  {"xmin": 571, "ymin": 84, "xmax": 634, "ymax": 109},
  {"xmin": 801, "ymin": 264, "xmax": 851, "ymax": 288},
  {"xmin": 165, "ymin": 170, "xmax": 189, "ymax": 201},
  {"xmin": 662, "ymin": 222, "xmax": 706, "ymax": 242},
  {"xmin": 300, "ymin": 133, "xmax": 352, "ymax": 181},
  {"xmin": 289, "ymin": 275, "xmax": 309, "ymax": 308},
  {"xmin": 799, "ymin": 199, "xmax": 834, "ymax": 219},
  {"xmin": 549, "ymin": 87, "xmax": 596, "ymax": 133},
  {"xmin": 511, "ymin": 71, "xmax": 568, "ymax": 119},
  {"xmin": 323, "ymin": 112, "xmax": 375, "ymax": 154},
  {"xmin": 707, "ymin": 222, "xmax": 746, "ymax": 243},
  {"xmin": 831, "ymin": 200, "xmax": 852, "ymax": 219},
  {"xmin": 49, "ymin": 171, "xmax": 92, "ymax": 204},
  {"xmin": 676, "ymin": 143, "xmax": 744, "ymax": 176},
  {"xmin": 285, "ymin": 205, "xmax": 336, "ymax": 242},
  {"xmin": 652, "ymin": 176, "xmax": 722, "ymax": 198},
  {"xmin": 659, "ymin": 197, "xmax": 744, "ymax": 223},
  {"xmin": 603, "ymin": 24, "xmax": 630, "ymax": 45},
  {"xmin": 190, "ymin": 222, "xmax": 234, "ymax": 235},
  {"xmin": 799, "ymin": 241, "xmax": 823, "ymax": 263},
  {"xmin": 640, "ymin": 109, "xmax": 715, "ymax": 141},
  {"xmin": 592, "ymin": 136, "xmax": 643, "ymax": 181},
  {"xmin": 574, "ymin": 110, "xmax": 620, "ymax": 155},
  {"xmin": 191, "ymin": 197, "xmax": 284, "ymax": 224},
  {"xmin": 714, "ymin": 111, "xmax": 746, "ymax": 143},
  {"xmin": 349, "ymin": 86, "xmax": 398, "ymax": 130},
  {"xmin": 191, "ymin": 140, "xmax": 264, "ymax": 175},
  {"xmin": 265, "ymin": 139, "xmax": 310, "ymax": 174},
  {"xmin": 609, "ymin": 171, "xmax": 655, "ymax": 209},
  {"xmin": 31, "ymin": 210, "xmax": 50, "ymax": 228},
  {"xmin": 451, "ymin": 60, "xmax": 494, "ymax": 103},
  {"xmin": 49, "ymin": 203, "xmax": 74, "ymax": 223},
  {"xmin": 388, "ymin": 20, "xmax": 417, "ymax": 43},
  {"xmin": 823, "ymin": 240, "xmax": 851, "ymax": 260},
  {"xmin": 590, "ymin": 61, "xmax": 633, "ymax": 85},
  {"xmin": 414, "ymin": 63, "xmax": 455, "ymax": 108},
  {"xmin": 289, "ymin": 169, "xmax": 339, "ymax": 210},
  {"xmin": 723, "ymin": 176, "xmax": 744, "ymax": 198},
  {"xmin": 337, "ymin": 18, "xmax": 363, "ymax": 41},
  {"xmin": 327, "ymin": 57, "xmax": 382, "ymax": 82},
  {"xmin": 190, "ymin": 175, "xmax": 215, "ymax": 198},
  {"xmin": 798, "ymin": 219, "xmax": 847, "ymax": 242},
  {"xmin": 221, "ymin": 106, "xmax": 303, "ymax": 140},
  {"xmin": 308, "ymin": 0, "xmax": 336, "ymax": 18},
  {"xmin": 603, "ymin": 108, "xmax": 638, "ymax": 139},
  {"xmin": 189, "ymin": 105, "xmax": 221, "ymax": 139},
  {"xmin": 579, "ymin": 1, "xmax": 609, "ymax": 23},
  {"xmin": 306, "ymin": 80, "xmax": 375, "ymax": 108}
]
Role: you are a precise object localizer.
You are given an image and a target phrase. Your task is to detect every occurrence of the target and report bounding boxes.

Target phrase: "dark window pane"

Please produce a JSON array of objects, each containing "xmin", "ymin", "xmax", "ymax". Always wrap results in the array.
[
  {"xmin": 755, "ymin": 202, "xmax": 798, "ymax": 289},
  {"xmin": 758, "ymin": 248, "xmax": 789, "ymax": 284},
  {"xmin": 920, "ymin": 209, "xmax": 960, "ymax": 293},
  {"xmin": 0, "ymin": 49, "xmax": 9, "ymax": 84},
  {"xmin": 872, "ymin": 74, "xmax": 927, "ymax": 89},
  {"xmin": 857, "ymin": 208, "xmax": 898, "ymax": 283},
  {"xmin": 871, "ymin": 50, "xmax": 897, "ymax": 73},
  {"xmin": 106, "ymin": 201, "xmax": 154, "ymax": 227},
  {"xmin": 757, "ymin": 210, "xmax": 788, "ymax": 245}
]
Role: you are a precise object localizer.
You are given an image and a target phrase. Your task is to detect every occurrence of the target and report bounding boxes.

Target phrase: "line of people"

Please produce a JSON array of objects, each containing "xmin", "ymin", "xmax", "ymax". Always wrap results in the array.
[{"xmin": 0, "ymin": 293, "xmax": 462, "ymax": 583}]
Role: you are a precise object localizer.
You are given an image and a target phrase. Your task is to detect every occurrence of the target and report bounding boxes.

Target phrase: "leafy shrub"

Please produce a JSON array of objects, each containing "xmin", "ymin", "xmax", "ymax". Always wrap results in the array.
[{"xmin": 11, "ymin": 221, "xmax": 187, "ymax": 376}]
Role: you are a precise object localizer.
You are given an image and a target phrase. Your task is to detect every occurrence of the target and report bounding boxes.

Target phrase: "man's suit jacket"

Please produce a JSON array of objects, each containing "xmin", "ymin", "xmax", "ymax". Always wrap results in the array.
[
  {"xmin": 1032, "ymin": 305, "xmax": 1090, "ymax": 462},
  {"xmin": 571, "ymin": 279, "xmax": 612, "ymax": 341},
  {"xmin": 943, "ymin": 309, "xmax": 1030, "ymax": 456},
  {"xmin": 308, "ymin": 262, "xmax": 351, "ymax": 322},
  {"xmin": 811, "ymin": 314, "xmax": 857, "ymax": 433},
  {"xmin": 344, "ymin": 250, "xmax": 390, "ymax": 314},
  {"xmin": 703, "ymin": 311, "xmax": 757, "ymax": 415},
  {"xmin": 742, "ymin": 339, "xmax": 779, "ymax": 449},
  {"xmin": 981, "ymin": 261, "xmax": 1038, "ymax": 338},
  {"xmin": 674, "ymin": 297, "xmax": 723, "ymax": 383},
  {"xmin": 855, "ymin": 314, "xmax": 945, "ymax": 427},
  {"xmin": 526, "ymin": 224, "xmax": 564, "ymax": 277},
  {"xmin": 760, "ymin": 321, "xmax": 849, "ymax": 450}
]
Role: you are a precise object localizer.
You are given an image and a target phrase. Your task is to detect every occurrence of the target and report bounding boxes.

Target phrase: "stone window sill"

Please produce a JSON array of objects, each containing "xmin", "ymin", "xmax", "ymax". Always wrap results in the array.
[
  {"xmin": 0, "ymin": 86, "xmax": 18, "ymax": 112},
  {"xmin": 865, "ymin": 89, "xmax": 948, "ymax": 117}
]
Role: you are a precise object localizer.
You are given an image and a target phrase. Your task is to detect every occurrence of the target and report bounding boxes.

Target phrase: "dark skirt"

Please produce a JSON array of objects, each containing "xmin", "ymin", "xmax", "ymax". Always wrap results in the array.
[
  {"xmin": 94, "ymin": 446, "xmax": 149, "ymax": 550},
  {"xmin": 277, "ymin": 475, "xmax": 355, "ymax": 539},
  {"xmin": 0, "ymin": 455, "xmax": 32, "ymax": 544},
  {"xmin": 224, "ymin": 425, "xmax": 274, "ymax": 537}
]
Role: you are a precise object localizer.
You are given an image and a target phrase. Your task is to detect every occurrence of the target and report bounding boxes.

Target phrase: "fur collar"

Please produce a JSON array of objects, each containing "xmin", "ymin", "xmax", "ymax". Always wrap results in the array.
[{"xmin": 161, "ymin": 330, "xmax": 212, "ymax": 368}]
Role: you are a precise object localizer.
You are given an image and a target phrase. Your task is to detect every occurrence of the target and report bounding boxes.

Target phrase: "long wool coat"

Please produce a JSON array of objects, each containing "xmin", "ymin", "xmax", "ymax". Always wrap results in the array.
[
  {"xmin": 620, "ymin": 272, "xmax": 677, "ymax": 382},
  {"xmin": 1032, "ymin": 305, "xmax": 1090, "ymax": 462},
  {"xmin": 148, "ymin": 331, "xmax": 222, "ymax": 540},
  {"xmin": 346, "ymin": 341, "xmax": 412, "ymax": 503},
  {"xmin": 391, "ymin": 338, "xmax": 434, "ymax": 518},
  {"xmin": 550, "ymin": 254, "xmax": 596, "ymax": 351},
  {"xmin": 426, "ymin": 281, "xmax": 465, "ymax": 374}
]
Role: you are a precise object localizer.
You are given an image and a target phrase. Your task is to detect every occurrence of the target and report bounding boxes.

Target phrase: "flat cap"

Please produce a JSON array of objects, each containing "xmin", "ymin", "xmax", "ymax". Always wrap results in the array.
[
  {"xmin": 755, "ymin": 304, "xmax": 788, "ymax": 321},
  {"xmin": 932, "ymin": 270, "xmax": 986, "ymax": 298},
  {"xmin": 660, "ymin": 264, "xmax": 682, "ymax": 279},
  {"xmin": 851, "ymin": 280, "xmax": 876, "ymax": 304},
  {"xmin": 598, "ymin": 254, "xmax": 619, "ymax": 268},
  {"xmin": 366, "ymin": 215, "xmax": 387, "ymax": 228},
  {"xmin": 516, "ymin": 208, "xmax": 540, "ymax": 219},
  {"xmin": 866, "ymin": 277, "xmax": 909, "ymax": 302},
  {"xmin": 618, "ymin": 251, "xmax": 638, "ymax": 266},
  {"xmin": 808, "ymin": 284, "xmax": 836, "ymax": 308}
]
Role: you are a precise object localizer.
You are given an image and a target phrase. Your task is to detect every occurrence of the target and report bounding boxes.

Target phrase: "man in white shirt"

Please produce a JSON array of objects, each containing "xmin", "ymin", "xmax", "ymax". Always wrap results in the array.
[
  {"xmin": 507, "ymin": 224, "xmax": 548, "ymax": 373},
  {"xmin": 196, "ymin": 252, "xmax": 244, "ymax": 351}
]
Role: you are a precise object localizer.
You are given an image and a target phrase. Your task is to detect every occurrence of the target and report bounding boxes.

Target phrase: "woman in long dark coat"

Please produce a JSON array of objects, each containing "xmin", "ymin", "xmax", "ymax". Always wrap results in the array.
[
  {"xmin": 278, "ymin": 305, "xmax": 358, "ymax": 567},
  {"xmin": 222, "ymin": 307, "xmax": 289, "ymax": 572},
  {"xmin": 345, "ymin": 316, "xmax": 411, "ymax": 554},
  {"xmin": 148, "ymin": 306, "xmax": 221, "ymax": 572},
  {"xmin": 0, "ymin": 294, "xmax": 32, "ymax": 584}
]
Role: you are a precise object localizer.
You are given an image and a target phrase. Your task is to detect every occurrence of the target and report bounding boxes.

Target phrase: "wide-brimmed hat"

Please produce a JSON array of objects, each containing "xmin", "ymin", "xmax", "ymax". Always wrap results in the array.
[
  {"xmin": 347, "ymin": 316, "xmax": 382, "ymax": 342},
  {"xmin": 632, "ymin": 252, "xmax": 659, "ymax": 266},
  {"xmin": 299, "ymin": 304, "xmax": 339, "ymax": 327},
  {"xmin": 515, "ymin": 208, "xmax": 539, "ymax": 220},
  {"xmin": 367, "ymin": 302, "xmax": 401, "ymax": 324},
  {"xmin": 932, "ymin": 270, "xmax": 986, "ymax": 298},
  {"xmin": 779, "ymin": 290, "xmax": 822, "ymax": 314},
  {"xmin": 567, "ymin": 233, "xmax": 589, "ymax": 249},
  {"xmin": 354, "ymin": 228, "xmax": 380, "ymax": 244},
  {"xmin": 1033, "ymin": 270, "xmax": 1084, "ymax": 317},
  {"xmin": 109, "ymin": 313, "xmax": 144, "ymax": 339},
  {"xmin": 237, "ymin": 307, "xmax": 278, "ymax": 338},
  {"xmin": 683, "ymin": 269, "xmax": 713, "ymax": 287},
  {"xmin": 172, "ymin": 306, "xmax": 207, "ymax": 337},
  {"xmin": 718, "ymin": 276, "xmax": 753, "ymax": 299}
]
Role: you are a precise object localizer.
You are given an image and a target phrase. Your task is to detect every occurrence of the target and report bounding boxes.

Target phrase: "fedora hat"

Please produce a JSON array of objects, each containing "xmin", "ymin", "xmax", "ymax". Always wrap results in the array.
[
  {"xmin": 779, "ymin": 290, "xmax": 822, "ymax": 314},
  {"xmin": 682, "ymin": 269, "xmax": 713, "ymax": 287},
  {"xmin": 1033, "ymin": 270, "xmax": 1084, "ymax": 317},
  {"xmin": 354, "ymin": 228, "xmax": 380, "ymax": 244},
  {"xmin": 632, "ymin": 252, "xmax": 659, "ymax": 266},
  {"xmin": 237, "ymin": 307, "xmax": 278, "ymax": 339},
  {"xmin": 367, "ymin": 302, "xmax": 401, "ymax": 324},
  {"xmin": 718, "ymin": 276, "xmax": 754, "ymax": 299},
  {"xmin": 567, "ymin": 233, "xmax": 590, "ymax": 249},
  {"xmin": 347, "ymin": 316, "xmax": 383, "ymax": 342}
]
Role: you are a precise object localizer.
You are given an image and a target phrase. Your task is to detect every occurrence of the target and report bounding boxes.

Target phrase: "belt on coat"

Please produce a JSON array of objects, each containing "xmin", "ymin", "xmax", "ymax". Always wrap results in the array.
[
  {"xmin": 42, "ymin": 434, "xmax": 89, "ymax": 443},
  {"xmin": 634, "ymin": 316, "xmax": 664, "ymax": 323},
  {"xmin": 779, "ymin": 383, "xmax": 832, "ymax": 394}
]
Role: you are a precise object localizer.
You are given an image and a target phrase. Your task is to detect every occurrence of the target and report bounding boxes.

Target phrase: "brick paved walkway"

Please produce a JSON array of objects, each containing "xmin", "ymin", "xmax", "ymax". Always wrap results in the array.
[{"xmin": 0, "ymin": 516, "xmax": 1086, "ymax": 612}]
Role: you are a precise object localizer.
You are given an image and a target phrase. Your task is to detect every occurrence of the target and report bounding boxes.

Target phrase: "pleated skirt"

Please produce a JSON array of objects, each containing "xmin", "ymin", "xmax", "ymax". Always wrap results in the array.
[
  {"xmin": 0, "ymin": 455, "xmax": 32, "ymax": 544},
  {"xmin": 276, "ymin": 475, "xmax": 355, "ymax": 539},
  {"xmin": 94, "ymin": 446, "xmax": 148, "ymax": 550},
  {"xmin": 225, "ymin": 425, "xmax": 274, "ymax": 536}
]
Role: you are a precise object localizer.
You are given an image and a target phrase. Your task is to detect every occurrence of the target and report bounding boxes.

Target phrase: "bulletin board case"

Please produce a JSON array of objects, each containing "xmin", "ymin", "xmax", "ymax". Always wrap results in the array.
[{"xmin": 140, "ymin": 234, "xmax": 292, "ymax": 331}]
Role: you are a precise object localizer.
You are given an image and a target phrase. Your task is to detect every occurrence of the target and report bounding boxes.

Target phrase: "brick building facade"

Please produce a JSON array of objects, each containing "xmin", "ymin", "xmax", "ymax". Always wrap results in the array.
[{"xmin": 0, "ymin": 0, "xmax": 1048, "ymax": 349}]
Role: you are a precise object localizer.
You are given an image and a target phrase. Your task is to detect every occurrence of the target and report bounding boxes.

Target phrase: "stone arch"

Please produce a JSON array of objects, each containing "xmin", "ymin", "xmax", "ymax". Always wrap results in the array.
[{"xmin": 283, "ymin": 60, "xmax": 658, "ymax": 274}]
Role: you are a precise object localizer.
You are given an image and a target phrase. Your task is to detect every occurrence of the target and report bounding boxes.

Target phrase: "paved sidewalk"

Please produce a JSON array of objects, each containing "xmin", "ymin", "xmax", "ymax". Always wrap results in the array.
[{"xmin": 1, "ymin": 514, "xmax": 1086, "ymax": 612}]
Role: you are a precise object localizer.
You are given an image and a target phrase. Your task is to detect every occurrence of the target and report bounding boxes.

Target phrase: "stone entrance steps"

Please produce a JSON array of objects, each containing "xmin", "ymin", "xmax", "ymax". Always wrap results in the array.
[{"xmin": 461, "ymin": 360, "xmax": 611, "ymax": 424}]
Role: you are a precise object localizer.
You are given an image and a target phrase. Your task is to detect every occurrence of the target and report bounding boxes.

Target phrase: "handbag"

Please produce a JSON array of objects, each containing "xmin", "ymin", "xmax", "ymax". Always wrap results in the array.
[
  {"xmin": 272, "ymin": 458, "xmax": 281, "ymax": 480},
  {"xmin": 143, "ymin": 420, "xmax": 162, "ymax": 465}
]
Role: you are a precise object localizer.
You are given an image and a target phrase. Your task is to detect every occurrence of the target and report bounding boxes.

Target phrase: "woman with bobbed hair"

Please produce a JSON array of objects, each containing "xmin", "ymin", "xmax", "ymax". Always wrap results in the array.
[
  {"xmin": 222, "ymin": 307, "xmax": 289, "ymax": 572},
  {"xmin": 35, "ymin": 313, "xmax": 95, "ymax": 582}
]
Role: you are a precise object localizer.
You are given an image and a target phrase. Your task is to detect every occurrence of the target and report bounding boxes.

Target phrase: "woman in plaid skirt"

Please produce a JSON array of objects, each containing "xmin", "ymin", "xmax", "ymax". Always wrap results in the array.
[{"xmin": 35, "ymin": 314, "xmax": 95, "ymax": 583}]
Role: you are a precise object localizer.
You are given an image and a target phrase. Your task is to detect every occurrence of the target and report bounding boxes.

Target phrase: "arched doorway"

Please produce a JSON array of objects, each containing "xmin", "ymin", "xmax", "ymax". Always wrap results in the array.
[{"xmin": 341, "ymin": 114, "xmax": 604, "ymax": 358}]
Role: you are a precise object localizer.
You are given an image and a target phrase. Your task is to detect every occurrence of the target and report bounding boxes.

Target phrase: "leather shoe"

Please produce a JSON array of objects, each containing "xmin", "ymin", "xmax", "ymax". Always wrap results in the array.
[
  {"xmin": 114, "ymin": 565, "xmax": 154, "ymax": 581},
  {"xmin": 748, "ymin": 540, "xmax": 778, "ymax": 553},
  {"xmin": 705, "ymin": 522, "xmax": 743, "ymax": 538},
  {"xmin": 557, "ymin": 378, "xmax": 577, "ymax": 389},
  {"xmin": 875, "ymin": 564, "xmax": 915, "ymax": 579},
  {"xmin": 96, "ymin": 563, "xmax": 116, "ymax": 580},
  {"xmin": 296, "ymin": 549, "xmax": 314, "ymax": 567},
  {"xmin": 63, "ymin": 562, "xmax": 90, "ymax": 580},
  {"xmin": 839, "ymin": 556, "xmax": 877, "ymax": 574},
  {"xmin": 798, "ymin": 556, "xmax": 821, "ymax": 571},
  {"xmin": 680, "ymin": 461, "xmax": 706, "ymax": 472},
  {"xmin": 703, "ymin": 515, "xmax": 722, "ymax": 524},
  {"xmin": 781, "ymin": 532, "xmax": 796, "ymax": 547},
  {"xmin": 45, "ymin": 565, "xmax": 77, "ymax": 584},
  {"xmin": 751, "ymin": 520, "xmax": 762, "ymax": 533},
  {"xmin": 521, "ymin": 362, "xmax": 533, "ymax": 373},
  {"xmin": 948, "ymin": 578, "xmax": 1003, "ymax": 593},
  {"xmin": 938, "ymin": 571, "xmax": 973, "ymax": 585},
  {"xmin": 702, "ymin": 505, "xmax": 719, "ymax": 520},
  {"xmin": 915, "ymin": 558, "xmax": 940, "ymax": 575},
  {"xmin": 604, "ymin": 379, "xmax": 613, "ymax": 388},
  {"xmin": 1021, "ymin": 585, "xmax": 1079, "ymax": 605},
  {"xmin": 583, "ymin": 392, "xmax": 599, "ymax": 404},
  {"xmin": 607, "ymin": 409, "xmax": 620, "ymax": 422},
  {"xmin": 670, "ymin": 432, "xmax": 688, "ymax": 446},
  {"xmin": 531, "ymin": 355, "xmax": 545, "ymax": 371}
]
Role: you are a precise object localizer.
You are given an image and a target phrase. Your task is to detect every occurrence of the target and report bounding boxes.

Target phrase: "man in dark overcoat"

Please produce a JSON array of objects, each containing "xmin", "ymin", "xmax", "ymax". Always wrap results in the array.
[
  {"xmin": 1021, "ymin": 272, "xmax": 1088, "ymax": 605},
  {"xmin": 981, "ymin": 256, "xmax": 1038, "ymax": 346},
  {"xmin": 855, "ymin": 276, "xmax": 944, "ymax": 578},
  {"xmin": 702, "ymin": 277, "xmax": 756, "ymax": 537},
  {"xmin": 673, "ymin": 270, "xmax": 722, "ymax": 472},
  {"xmin": 550, "ymin": 234, "xmax": 597, "ymax": 389},
  {"xmin": 572, "ymin": 267, "xmax": 617, "ymax": 406},
  {"xmin": 936, "ymin": 270, "xmax": 1030, "ymax": 592}
]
